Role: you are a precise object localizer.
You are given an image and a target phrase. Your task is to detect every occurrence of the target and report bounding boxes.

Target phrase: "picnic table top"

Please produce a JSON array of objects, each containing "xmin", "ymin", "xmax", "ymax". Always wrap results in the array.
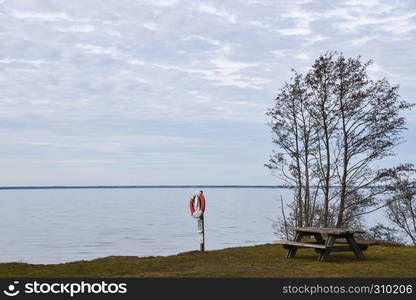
[{"xmin": 288, "ymin": 226, "xmax": 365, "ymax": 235}]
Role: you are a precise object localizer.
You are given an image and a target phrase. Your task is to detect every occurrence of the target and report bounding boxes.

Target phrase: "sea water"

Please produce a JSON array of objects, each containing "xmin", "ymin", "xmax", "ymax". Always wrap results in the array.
[{"xmin": 0, "ymin": 187, "xmax": 383, "ymax": 264}]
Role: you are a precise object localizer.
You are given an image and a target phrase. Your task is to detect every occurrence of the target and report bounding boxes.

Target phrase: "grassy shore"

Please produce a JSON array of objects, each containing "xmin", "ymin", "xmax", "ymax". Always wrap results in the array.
[{"xmin": 0, "ymin": 243, "xmax": 415, "ymax": 277}]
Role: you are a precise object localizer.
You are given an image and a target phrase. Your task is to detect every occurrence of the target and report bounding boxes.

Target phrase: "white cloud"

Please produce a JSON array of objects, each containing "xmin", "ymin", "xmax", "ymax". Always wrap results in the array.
[
  {"xmin": 271, "ymin": 50, "xmax": 311, "ymax": 61},
  {"xmin": 210, "ymin": 59, "xmax": 258, "ymax": 76},
  {"xmin": 368, "ymin": 62, "xmax": 400, "ymax": 79},
  {"xmin": 154, "ymin": 58, "xmax": 268, "ymax": 89},
  {"xmin": 344, "ymin": 0, "xmax": 396, "ymax": 13},
  {"xmin": 10, "ymin": 10, "xmax": 73, "ymax": 22},
  {"xmin": 143, "ymin": 22, "xmax": 158, "ymax": 31},
  {"xmin": 0, "ymin": 98, "xmax": 17, "ymax": 104},
  {"xmin": 187, "ymin": 91, "xmax": 212, "ymax": 103},
  {"xmin": 247, "ymin": 0, "xmax": 273, "ymax": 6},
  {"xmin": 138, "ymin": 0, "xmax": 179, "ymax": 7},
  {"xmin": 276, "ymin": 27, "xmax": 311, "ymax": 36},
  {"xmin": 107, "ymin": 30, "xmax": 122, "ymax": 37},
  {"xmin": 351, "ymin": 35, "xmax": 379, "ymax": 46},
  {"xmin": 128, "ymin": 59, "xmax": 145, "ymax": 66},
  {"xmin": 57, "ymin": 25, "xmax": 96, "ymax": 33},
  {"xmin": 230, "ymin": 100, "xmax": 258, "ymax": 107},
  {"xmin": 0, "ymin": 59, "xmax": 48, "ymax": 65},
  {"xmin": 322, "ymin": 1, "xmax": 416, "ymax": 36},
  {"xmin": 182, "ymin": 35, "xmax": 221, "ymax": 46},
  {"xmin": 130, "ymin": 77, "xmax": 149, "ymax": 84},
  {"xmin": 303, "ymin": 35, "xmax": 328, "ymax": 45},
  {"xmin": 293, "ymin": 53, "xmax": 310, "ymax": 60},
  {"xmin": 192, "ymin": 4, "xmax": 236, "ymax": 23},
  {"xmin": 276, "ymin": 7, "xmax": 317, "ymax": 36},
  {"xmin": 247, "ymin": 20, "xmax": 270, "ymax": 29},
  {"xmin": 76, "ymin": 44, "xmax": 119, "ymax": 57},
  {"xmin": 335, "ymin": 11, "xmax": 416, "ymax": 34}
]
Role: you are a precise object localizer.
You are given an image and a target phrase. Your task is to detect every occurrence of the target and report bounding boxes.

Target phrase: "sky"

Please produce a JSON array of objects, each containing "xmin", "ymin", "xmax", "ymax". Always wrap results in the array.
[{"xmin": 0, "ymin": 0, "xmax": 415, "ymax": 186}]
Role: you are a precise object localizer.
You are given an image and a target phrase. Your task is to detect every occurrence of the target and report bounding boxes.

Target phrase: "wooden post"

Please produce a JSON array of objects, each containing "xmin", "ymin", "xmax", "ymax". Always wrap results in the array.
[{"xmin": 198, "ymin": 214, "xmax": 205, "ymax": 252}]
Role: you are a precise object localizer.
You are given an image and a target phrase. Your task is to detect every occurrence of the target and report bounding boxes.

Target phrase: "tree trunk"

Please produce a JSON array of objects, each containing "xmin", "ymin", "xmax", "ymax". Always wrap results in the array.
[
  {"xmin": 293, "ymin": 107, "xmax": 303, "ymax": 227},
  {"xmin": 337, "ymin": 85, "xmax": 348, "ymax": 228},
  {"xmin": 323, "ymin": 112, "xmax": 331, "ymax": 227}
]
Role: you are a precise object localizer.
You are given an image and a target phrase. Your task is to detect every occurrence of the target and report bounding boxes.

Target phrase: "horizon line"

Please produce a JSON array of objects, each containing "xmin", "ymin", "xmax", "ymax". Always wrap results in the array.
[
  {"xmin": 0, "ymin": 185, "xmax": 294, "ymax": 190},
  {"xmin": 0, "ymin": 185, "xmax": 382, "ymax": 190}
]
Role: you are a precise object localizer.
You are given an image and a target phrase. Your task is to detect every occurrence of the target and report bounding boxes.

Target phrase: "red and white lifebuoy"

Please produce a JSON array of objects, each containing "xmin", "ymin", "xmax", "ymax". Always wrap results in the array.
[{"xmin": 189, "ymin": 191, "xmax": 206, "ymax": 218}]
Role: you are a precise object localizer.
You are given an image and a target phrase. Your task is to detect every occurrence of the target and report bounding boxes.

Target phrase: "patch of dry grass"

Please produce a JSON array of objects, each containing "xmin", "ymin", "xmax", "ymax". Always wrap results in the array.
[{"xmin": 0, "ymin": 244, "xmax": 414, "ymax": 277}]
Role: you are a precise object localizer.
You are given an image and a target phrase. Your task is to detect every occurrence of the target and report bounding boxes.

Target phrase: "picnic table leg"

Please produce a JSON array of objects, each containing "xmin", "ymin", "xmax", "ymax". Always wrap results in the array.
[
  {"xmin": 313, "ymin": 233, "xmax": 325, "ymax": 244},
  {"xmin": 346, "ymin": 234, "xmax": 366, "ymax": 260},
  {"xmin": 318, "ymin": 234, "xmax": 336, "ymax": 262},
  {"xmin": 287, "ymin": 232, "xmax": 303, "ymax": 258}
]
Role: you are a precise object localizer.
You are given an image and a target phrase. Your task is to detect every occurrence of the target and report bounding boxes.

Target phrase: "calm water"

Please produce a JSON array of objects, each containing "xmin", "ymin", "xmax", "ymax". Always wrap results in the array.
[
  {"xmin": 0, "ymin": 188, "xmax": 291, "ymax": 264},
  {"xmin": 0, "ymin": 187, "xmax": 384, "ymax": 264}
]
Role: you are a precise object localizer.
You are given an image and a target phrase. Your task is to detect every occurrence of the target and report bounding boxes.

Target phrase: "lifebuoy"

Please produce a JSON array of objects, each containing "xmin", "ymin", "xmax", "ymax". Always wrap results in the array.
[{"xmin": 189, "ymin": 191, "xmax": 205, "ymax": 218}]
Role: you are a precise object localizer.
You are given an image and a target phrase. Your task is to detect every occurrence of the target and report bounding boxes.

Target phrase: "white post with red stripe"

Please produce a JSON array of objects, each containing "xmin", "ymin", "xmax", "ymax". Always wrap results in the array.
[{"xmin": 189, "ymin": 190, "xmax": 206, "ymax": 252}]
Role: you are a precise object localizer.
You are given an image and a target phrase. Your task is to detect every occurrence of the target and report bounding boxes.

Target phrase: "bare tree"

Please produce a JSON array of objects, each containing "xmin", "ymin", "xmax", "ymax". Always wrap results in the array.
[
  {"xmin": 367, "ymin": 223, "xmax": 403, "ymax": 245},
  {"xmin": 267, "ymin": 52, "xmax": 413, "ymax": 234},
  {"xmin": 384, "ymin": 165, "xmax": 416, "ymax": 245},
  {"xmin": 331, "ymin": 55, "xmax": 411, "ymax": 227},
  {"xmin": 266, "ymin": 72, "xmax": 320, "ymax": 228},
  {"xmin": 305, "ymin": 53, "xmax": 338, "ymax": 227}
]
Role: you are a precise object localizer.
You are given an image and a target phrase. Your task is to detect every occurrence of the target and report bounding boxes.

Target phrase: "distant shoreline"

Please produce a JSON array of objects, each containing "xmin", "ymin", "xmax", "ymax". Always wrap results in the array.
[
  {"xmin": 0, "ymin": 185, "xmax": 382, "ymax": 190},
  {"xmin": 0, "ymin": 185, "xmax": 293, "ymax": 190}
]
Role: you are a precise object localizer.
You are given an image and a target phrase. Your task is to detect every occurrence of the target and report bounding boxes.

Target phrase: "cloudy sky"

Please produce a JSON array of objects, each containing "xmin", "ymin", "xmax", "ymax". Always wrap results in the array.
[{"xmin": 0, "ymin": 0, "xmax": 415, "ymax": 186}]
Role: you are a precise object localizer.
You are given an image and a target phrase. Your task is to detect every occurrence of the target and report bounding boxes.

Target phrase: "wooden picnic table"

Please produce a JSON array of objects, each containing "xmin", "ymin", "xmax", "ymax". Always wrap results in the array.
[{"xmin": 275, "ymin": 227, "xmax": 370, "ymax": 262}]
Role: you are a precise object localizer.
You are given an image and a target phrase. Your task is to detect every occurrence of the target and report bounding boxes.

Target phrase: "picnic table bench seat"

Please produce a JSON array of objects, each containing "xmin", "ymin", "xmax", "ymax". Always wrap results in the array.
[
  {"xmin": 275, "ymin": 239, "xmax": 372, "ymax": 251},
  {"xmin": 275, "ymin": 240, "xmax": 328, "ymax": 249},
  {"xmin": 334, "ymin": 239, "xmax": 378, "ymax": 251}
]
